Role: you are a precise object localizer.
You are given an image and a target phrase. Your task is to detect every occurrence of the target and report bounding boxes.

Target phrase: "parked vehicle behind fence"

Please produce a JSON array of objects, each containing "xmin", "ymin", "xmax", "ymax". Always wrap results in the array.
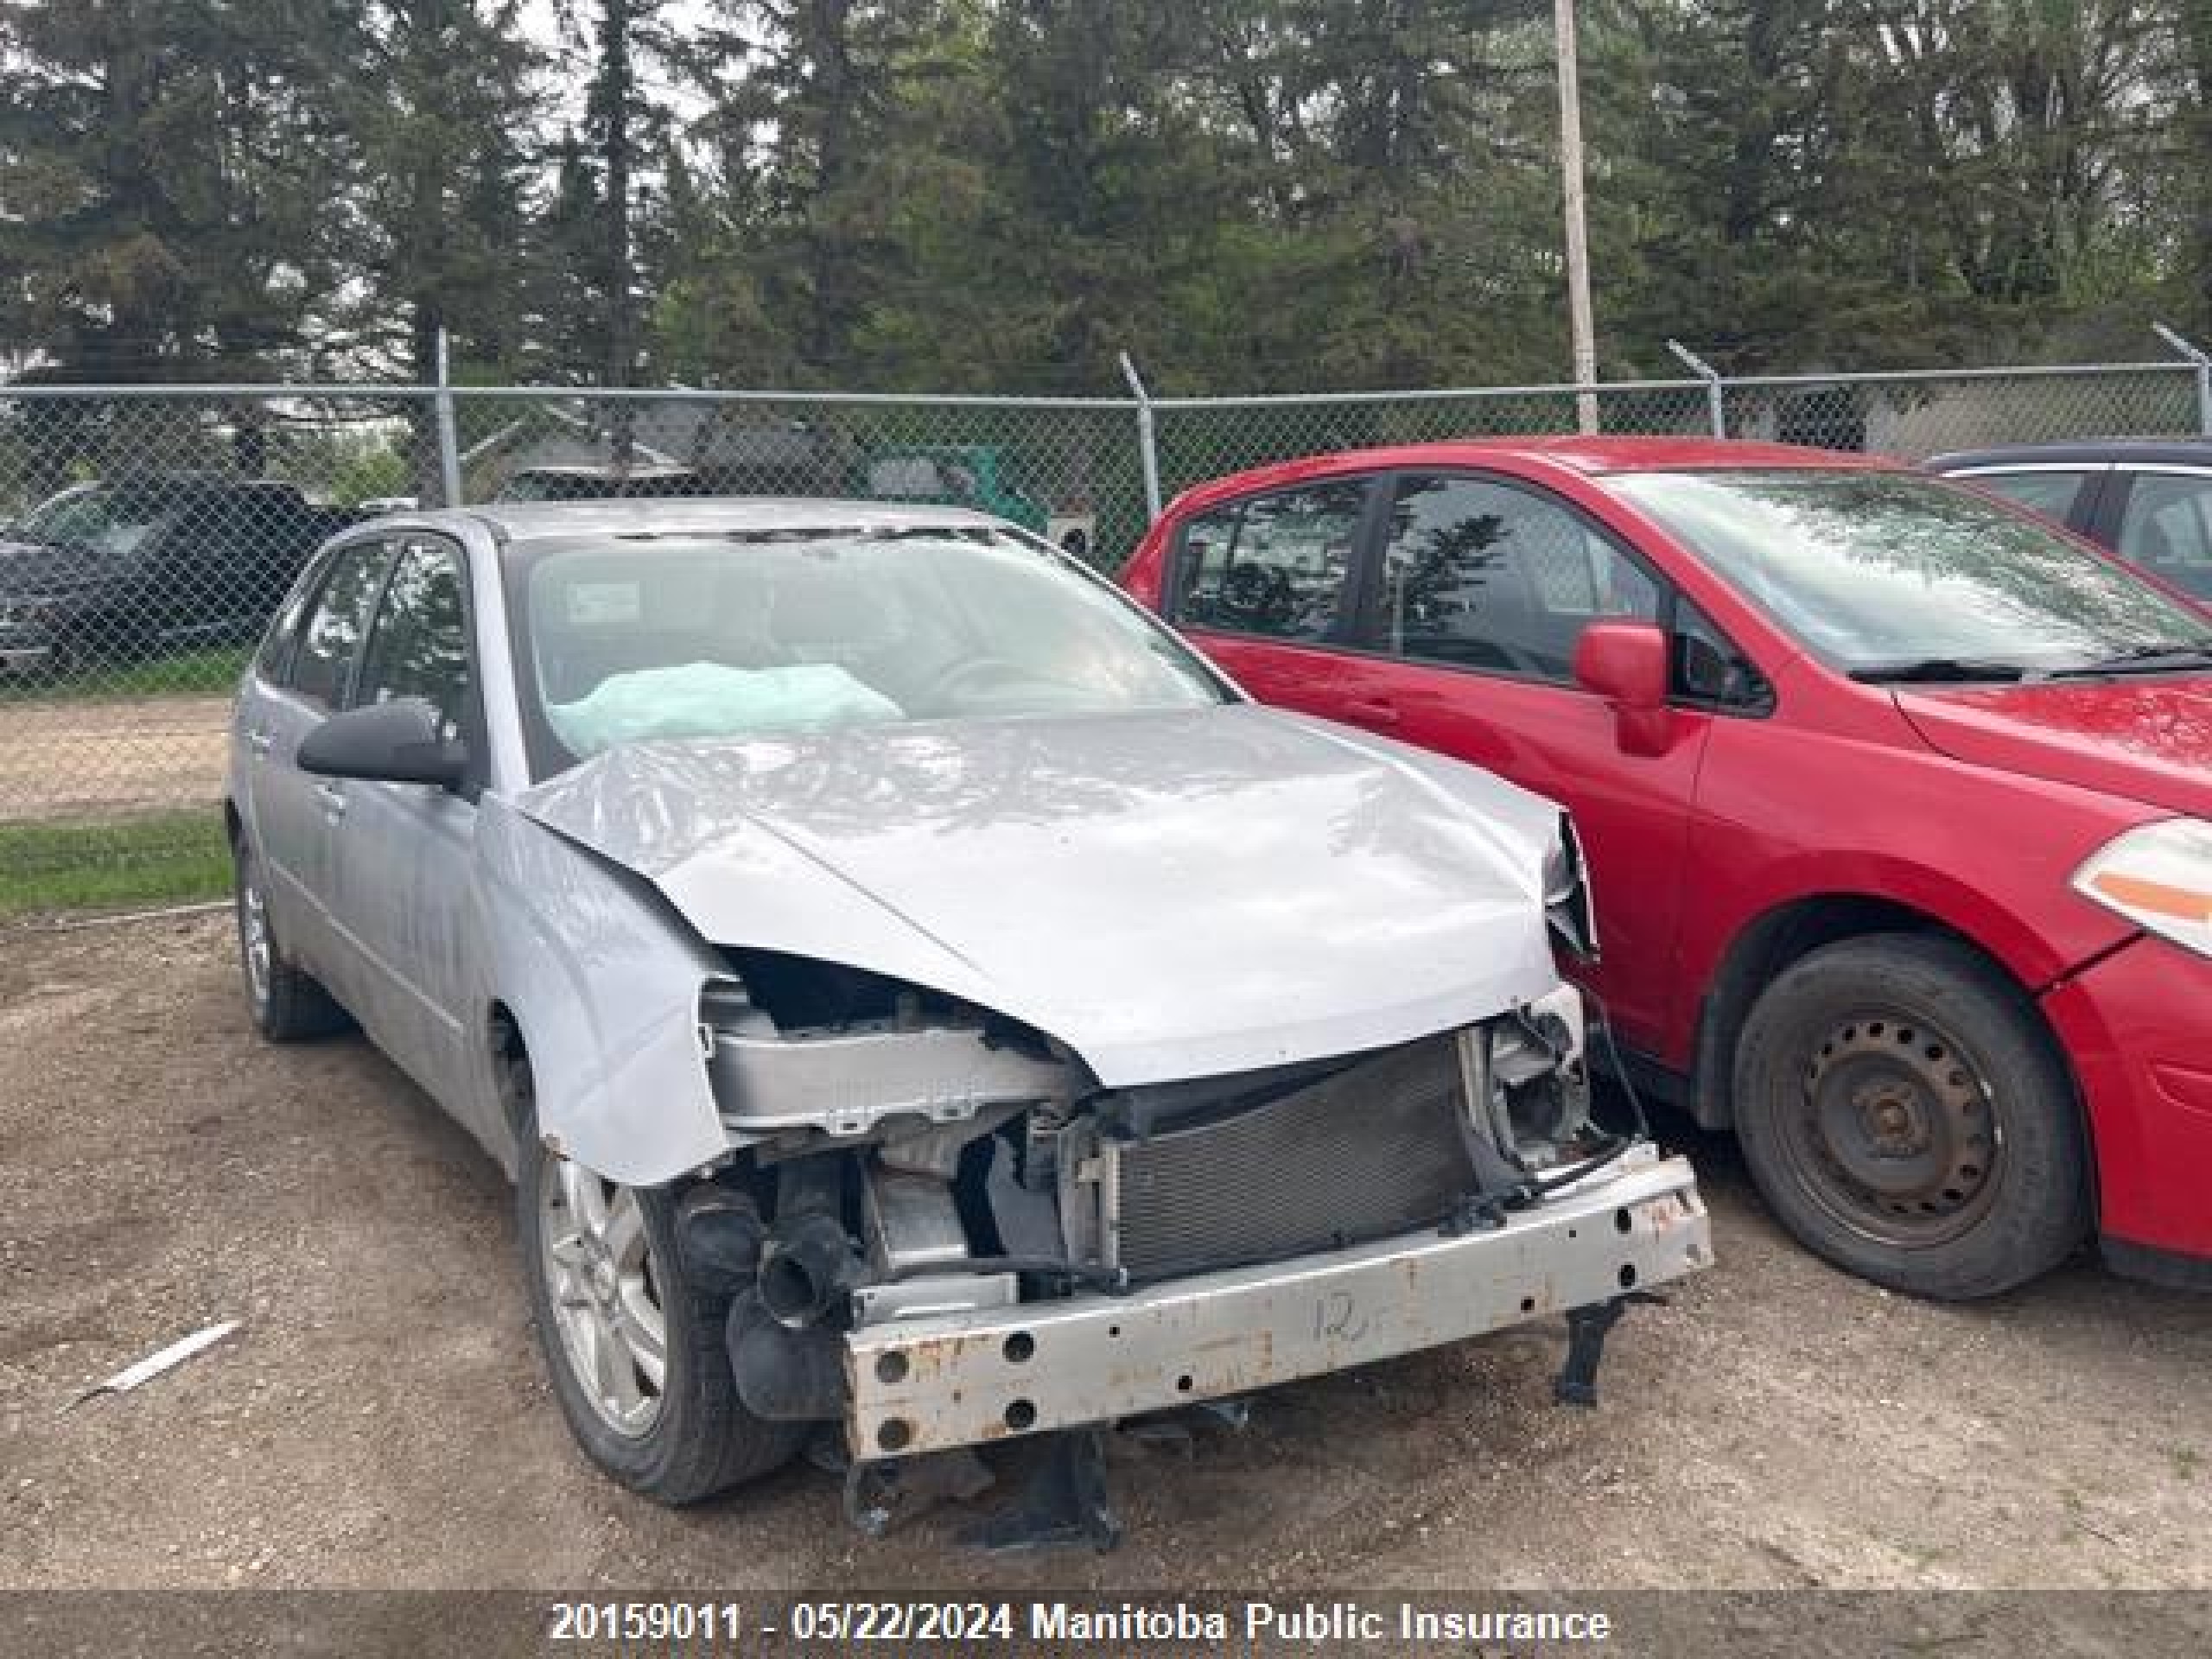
[
  {"xmin": 1927, "ymin": 441, "xmax": 2212, "ymax": 606},
  {"xmin": 492, "ymin": 445, "xmax": 1103, "ymax": 561},
  {"xmin": 223, "ymin": 498, "xmax": 1707, "ymax": 1522},
  {"xmin": 0, "ymin": 474, "xmax": 365, "ymax": 675},
  {"xmin": 855, "ymin": 445, "xmax": 1098, "ymax": 560},
  {"xmin": 493, "ymin": 463, "xmax": 713, "ymax": 502},
  {"xmin": 1120, "ymin": 437, "xmax": 2212, "ymax": 1299}
]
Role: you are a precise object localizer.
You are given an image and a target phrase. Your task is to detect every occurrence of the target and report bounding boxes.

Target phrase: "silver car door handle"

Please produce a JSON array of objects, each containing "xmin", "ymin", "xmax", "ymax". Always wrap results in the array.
[
  {"xmin": 245, "ymin": 729, "xmax": 273, "ymax": 755},
  {"xmin": 315, "ymin": 782, "xmax": 347, "ymax": 818}
]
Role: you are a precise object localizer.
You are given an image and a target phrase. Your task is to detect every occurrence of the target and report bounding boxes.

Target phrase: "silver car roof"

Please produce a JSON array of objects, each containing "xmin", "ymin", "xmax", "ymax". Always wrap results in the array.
[{"xmin": 425, "ymin": 497, "xmax": 1010, "ymax": 550}]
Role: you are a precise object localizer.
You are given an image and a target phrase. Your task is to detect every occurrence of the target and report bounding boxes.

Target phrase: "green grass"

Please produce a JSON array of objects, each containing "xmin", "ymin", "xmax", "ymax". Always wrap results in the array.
[
  {"xmin": 0, "ymin": 645, "xmax": 249, "ymax": 704},
  {"xmin": 0, "ymin": 811, "xmax": 232, "ymax": 916}
]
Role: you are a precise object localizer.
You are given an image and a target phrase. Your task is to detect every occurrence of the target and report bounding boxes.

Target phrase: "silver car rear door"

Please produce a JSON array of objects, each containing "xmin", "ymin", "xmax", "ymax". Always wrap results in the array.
[{"xmin": 245, "ymin": 536, "xmax": 395, "ymax": 1002}]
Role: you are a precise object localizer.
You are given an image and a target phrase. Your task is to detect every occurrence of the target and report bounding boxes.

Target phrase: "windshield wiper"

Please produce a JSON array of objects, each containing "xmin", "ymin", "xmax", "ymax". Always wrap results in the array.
[
  {"xmin": 1847, "ymin": 658, "xmax": 2032, "ymax": 684},
  {"xmin": 2049, "ymin": 642, "xmax": 2212, "ymax": 677}
]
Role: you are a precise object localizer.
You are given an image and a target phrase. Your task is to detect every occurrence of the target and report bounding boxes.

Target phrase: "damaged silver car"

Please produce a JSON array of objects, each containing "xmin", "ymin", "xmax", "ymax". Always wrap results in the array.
[{"xmin": 224, "ymin": 500, "xmax": 1708, "ymax": 1530}]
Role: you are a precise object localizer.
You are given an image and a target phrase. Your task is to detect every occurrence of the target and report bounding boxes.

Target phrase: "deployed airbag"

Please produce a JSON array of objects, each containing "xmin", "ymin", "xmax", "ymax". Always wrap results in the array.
[{"xmin": 548, "ymin": 661, "xmax": 902, "ymax": 755}]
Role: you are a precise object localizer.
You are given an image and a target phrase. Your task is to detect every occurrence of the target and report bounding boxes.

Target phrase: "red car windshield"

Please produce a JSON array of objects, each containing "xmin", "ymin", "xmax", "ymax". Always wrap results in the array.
[{"xmin": 1607, "ymin": 469, "xmax": 2212, "ymax": 679}]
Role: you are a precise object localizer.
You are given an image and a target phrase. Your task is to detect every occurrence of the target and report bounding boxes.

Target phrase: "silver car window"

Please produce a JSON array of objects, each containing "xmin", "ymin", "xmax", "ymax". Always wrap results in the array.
[
  {"xmin": 2117, "ymin": 474, "xmax": 2212, "ymax": 600},
  {"xmin": 1963, "ymin": 469, "xmax": 2094, "ymax": 520},
  {"xmin": 354, "ymin": 540, "xmax": 473, "ymax": 741},
  {"xmin": 286, "ymin": 542, "xmax": 393, "ymax": 710}
]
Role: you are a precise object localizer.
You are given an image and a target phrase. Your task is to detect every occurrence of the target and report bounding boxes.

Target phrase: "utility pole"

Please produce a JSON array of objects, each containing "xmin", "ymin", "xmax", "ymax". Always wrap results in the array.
[{"xmin": 1554, "ymin": 0, "xmax": 1599, "ymax": 434}]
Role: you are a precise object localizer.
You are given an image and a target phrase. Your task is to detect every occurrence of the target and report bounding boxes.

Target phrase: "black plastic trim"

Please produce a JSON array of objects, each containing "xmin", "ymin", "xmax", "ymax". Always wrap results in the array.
[{"xmin": 2101, "ymin": 1234, "xmax": 2212, "ymax": 1292}]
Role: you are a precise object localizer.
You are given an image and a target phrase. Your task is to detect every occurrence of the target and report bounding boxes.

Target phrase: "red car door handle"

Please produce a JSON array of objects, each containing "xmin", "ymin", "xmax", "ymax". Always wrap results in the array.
[{"xmin": 1345, "ymin": 698, "xmax": 1401, "ymax": 728}]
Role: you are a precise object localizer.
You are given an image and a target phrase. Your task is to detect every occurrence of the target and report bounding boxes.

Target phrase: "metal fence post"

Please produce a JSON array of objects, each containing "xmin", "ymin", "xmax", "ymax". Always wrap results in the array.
[
  {"xmin": 1119, "ymin": 353, "xmax": 1163, "ymax": 522},
  {"xmin": 434, "ymin": 327, "xmax": 464, "ymax": 507},
  {"xmin": 1667, "ymin": 340, "xmax": 1726, "ymax": 438},
  {"xmin": 2152, "ymin": 322, "xmax": 2212, "ymax": 436}
]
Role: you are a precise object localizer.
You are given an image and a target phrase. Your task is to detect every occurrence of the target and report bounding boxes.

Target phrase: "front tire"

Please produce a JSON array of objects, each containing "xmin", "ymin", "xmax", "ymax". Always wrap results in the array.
[
  {"xmin": 1731, "ymin": 934, "xmax": 2090, "ymax": 1300},
  {"xmin": 516, "ymin": 1114, "xmax": 803, "ymax": 1504}
]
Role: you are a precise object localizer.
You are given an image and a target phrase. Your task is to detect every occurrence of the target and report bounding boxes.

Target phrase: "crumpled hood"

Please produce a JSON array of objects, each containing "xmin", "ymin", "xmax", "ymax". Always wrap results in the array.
[
  {"xmin": 1896, "ymin": 680, "xmax": 2212, "ymax": 818},
  {"xmin": 512, "ymin": 704, "xmax": 1570, "ymax": 1085}
]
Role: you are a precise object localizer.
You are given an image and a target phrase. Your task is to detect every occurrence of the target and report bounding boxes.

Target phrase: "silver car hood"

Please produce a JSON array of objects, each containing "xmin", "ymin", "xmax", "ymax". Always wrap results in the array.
[{"xmin": 512, "ymin": 705, "xmax": 1569, "ymax": 1088}]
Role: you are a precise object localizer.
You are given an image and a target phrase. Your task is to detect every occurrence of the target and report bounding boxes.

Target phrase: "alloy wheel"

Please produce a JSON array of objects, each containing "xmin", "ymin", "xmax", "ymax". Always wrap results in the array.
[
  {"xmin": 537, "ymin": 1157, "xmax": 669, "ymax": 1438},
  {"xmin": 237, "ymin": 861, "xmax": 272, "ymax": 1012}
]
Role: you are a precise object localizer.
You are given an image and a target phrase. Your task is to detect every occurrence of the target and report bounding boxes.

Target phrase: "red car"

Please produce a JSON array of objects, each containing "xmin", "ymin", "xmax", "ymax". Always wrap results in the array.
[{"xmin": 1120, "ymin": 438, "xmax": 2212, "ymax": 1298}]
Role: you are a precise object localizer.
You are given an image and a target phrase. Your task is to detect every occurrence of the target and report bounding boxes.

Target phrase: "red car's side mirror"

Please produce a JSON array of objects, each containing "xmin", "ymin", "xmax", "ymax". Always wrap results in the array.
[{"xmin": 1573, "ymin": 622, "xmax": 1674, "ymax": 755}]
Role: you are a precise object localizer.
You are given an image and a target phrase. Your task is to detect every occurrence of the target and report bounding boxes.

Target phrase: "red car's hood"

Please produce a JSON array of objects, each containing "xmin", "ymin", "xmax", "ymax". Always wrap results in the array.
[{"xmin": 1896, "ymin": 678, "xmax": 2212, "ymax": 817}]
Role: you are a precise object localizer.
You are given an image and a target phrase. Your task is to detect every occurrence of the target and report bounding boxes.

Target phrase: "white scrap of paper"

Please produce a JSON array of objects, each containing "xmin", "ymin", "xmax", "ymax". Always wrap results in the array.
[{"xmin": 70, "ymin": 1319, "xmax": 241, "ymax": 1408}]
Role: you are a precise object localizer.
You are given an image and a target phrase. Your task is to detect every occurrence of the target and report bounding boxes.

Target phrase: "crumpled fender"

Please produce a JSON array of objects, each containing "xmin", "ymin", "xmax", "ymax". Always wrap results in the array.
[{"xmin": 477, "ymin": 795, "xmax": 729, "ymax": 1187}]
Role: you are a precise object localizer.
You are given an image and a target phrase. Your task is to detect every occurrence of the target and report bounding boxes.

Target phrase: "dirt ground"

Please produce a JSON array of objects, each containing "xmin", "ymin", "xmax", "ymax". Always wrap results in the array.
[
  {"xmin": 3, "ymin": 912, "xmax": 2209, "ymax": 1605},
  {"xmin": 0, "ymin": 696, "xmax": 228, "ymax": 821}
]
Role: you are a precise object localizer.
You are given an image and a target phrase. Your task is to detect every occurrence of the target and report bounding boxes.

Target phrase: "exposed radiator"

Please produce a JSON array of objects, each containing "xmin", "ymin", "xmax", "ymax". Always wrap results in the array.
[{"xmin": 1105, "ymin": 1035, "xmax": 1478, "ymax": 1281}]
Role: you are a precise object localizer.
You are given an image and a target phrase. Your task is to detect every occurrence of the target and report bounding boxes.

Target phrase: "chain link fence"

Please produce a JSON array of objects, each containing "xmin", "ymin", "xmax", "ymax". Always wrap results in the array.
[
  {"xmin": 3, "ymin": 347, "xmax": 2209, "ymax": 906},
  {"xmin": 1716, "ymin": 365, "xmax": 2212, "ymax": 454}
]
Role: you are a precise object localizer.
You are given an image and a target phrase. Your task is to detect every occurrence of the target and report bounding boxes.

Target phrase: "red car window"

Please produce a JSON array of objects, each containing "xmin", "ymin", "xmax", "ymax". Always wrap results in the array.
[
  {"xmin": 1368, "ymin": 474, "xmax": 1659, "ymax": 682},
  {"xmin": 1173, "ymin": 479, "xmax": 1366, "ymax": 643}
]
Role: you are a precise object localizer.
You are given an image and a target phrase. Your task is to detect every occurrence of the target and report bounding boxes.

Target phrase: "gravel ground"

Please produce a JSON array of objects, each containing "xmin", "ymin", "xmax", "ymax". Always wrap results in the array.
[
  {"xmin": 0, "ymin": 696, "xmax": 228, "ymax": 822},
  {"xmin": 3, "ymin": 912, "xmax": 2210, "ymax": 1605}
]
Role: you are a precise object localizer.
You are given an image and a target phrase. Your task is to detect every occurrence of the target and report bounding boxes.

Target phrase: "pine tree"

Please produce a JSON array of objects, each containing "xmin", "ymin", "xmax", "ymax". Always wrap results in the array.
[
  {"xmin": 334, "ymin": 1, "xmax": 545, "ymax": 385},
  {"xmin": 0, "ymin": 0, "xmax": 356, "ymax": 378}
]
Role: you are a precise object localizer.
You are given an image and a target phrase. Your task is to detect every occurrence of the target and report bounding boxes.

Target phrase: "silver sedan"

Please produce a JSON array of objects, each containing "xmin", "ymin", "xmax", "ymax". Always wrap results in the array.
[{"xmin": 225, "ymin": 499, "xmax": 1707, "ymax": 1516}]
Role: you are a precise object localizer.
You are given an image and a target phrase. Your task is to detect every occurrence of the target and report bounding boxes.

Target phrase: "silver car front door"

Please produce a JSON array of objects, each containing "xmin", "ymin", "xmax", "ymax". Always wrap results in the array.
[{"xmin": 324, "ymin": 535, "xmax": 491, "ymax": 1133}]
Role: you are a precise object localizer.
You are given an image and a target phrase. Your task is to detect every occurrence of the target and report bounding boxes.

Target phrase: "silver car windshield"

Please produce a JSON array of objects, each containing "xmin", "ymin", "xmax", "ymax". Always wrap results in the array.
[
  {"xmin": 516, "ymin": 528, "xmax": 1228, "ymax": 772},
  {"xmin": 1605, "ymin": 469, "xmax": 2212, "ymax": 679}
]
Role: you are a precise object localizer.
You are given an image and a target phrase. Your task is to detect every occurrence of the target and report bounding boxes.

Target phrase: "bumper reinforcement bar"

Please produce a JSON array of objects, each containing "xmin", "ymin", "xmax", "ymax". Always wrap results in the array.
[{"xmin": 843, "ymin": 1148, "xmax": 1708, "ymax": 1460}]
